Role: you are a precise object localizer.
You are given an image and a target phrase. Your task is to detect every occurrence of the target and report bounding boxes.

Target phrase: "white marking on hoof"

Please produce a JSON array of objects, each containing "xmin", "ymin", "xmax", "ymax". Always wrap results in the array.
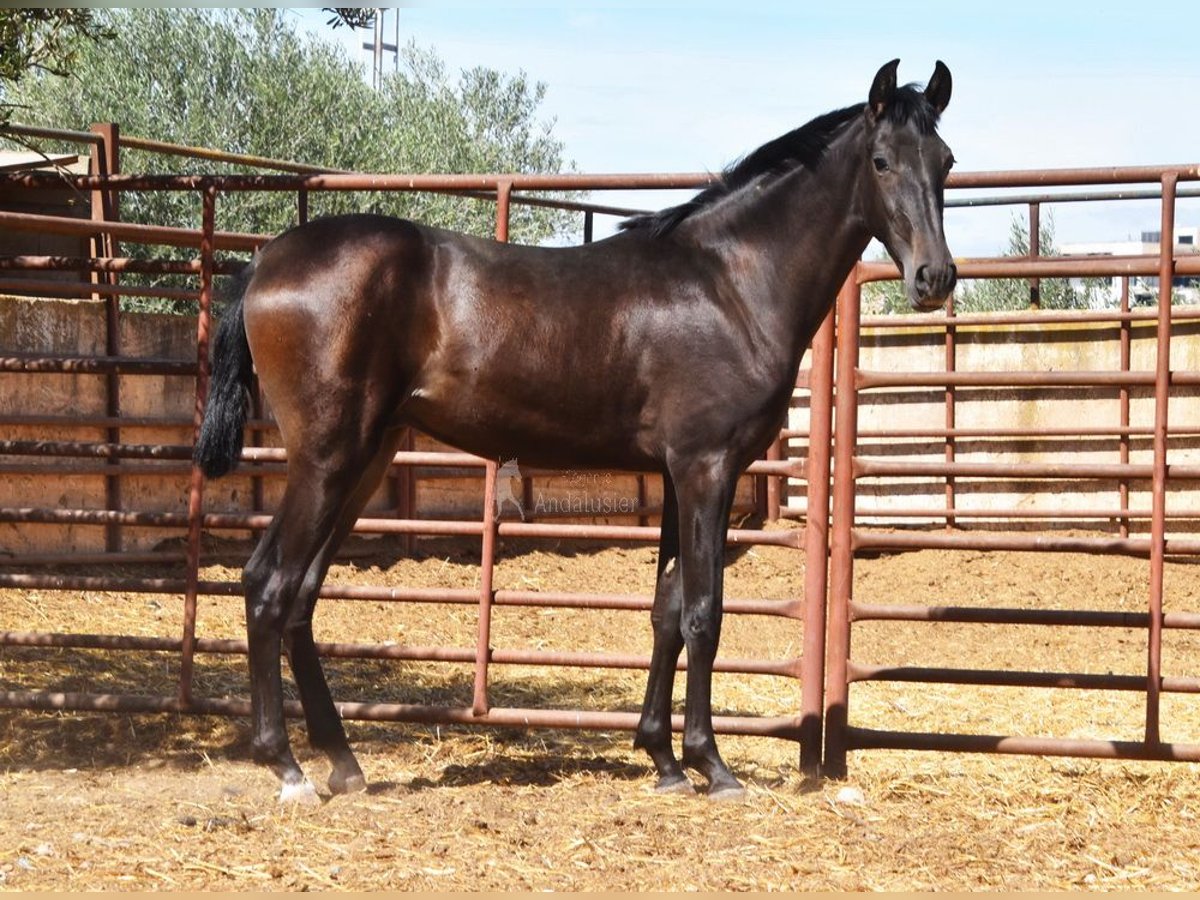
[{"xmin": 278, "ymin": 778, "xmax": 320, "ymax": 806}]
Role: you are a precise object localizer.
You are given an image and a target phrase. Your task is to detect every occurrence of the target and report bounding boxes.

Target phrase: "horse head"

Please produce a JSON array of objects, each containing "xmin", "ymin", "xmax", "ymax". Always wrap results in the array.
[{"xmin": 859, "ymin": 59, "xmax": 958, "ymax": 311}]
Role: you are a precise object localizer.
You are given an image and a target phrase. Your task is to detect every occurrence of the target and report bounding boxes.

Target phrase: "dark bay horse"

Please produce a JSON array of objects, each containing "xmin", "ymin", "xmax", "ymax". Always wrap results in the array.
[{"xmin": 195, "ymin": 59, "xmax": 957, "ymax": 803}]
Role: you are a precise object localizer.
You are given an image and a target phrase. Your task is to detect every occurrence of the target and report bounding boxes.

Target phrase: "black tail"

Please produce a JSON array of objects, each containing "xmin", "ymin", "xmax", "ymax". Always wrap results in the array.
[{"xmin": 193, "ymin": 262, "xmax": 256, "ymax": 479}]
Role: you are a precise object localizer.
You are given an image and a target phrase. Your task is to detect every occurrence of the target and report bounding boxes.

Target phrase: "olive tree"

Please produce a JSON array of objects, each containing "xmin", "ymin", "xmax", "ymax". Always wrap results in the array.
[{"xmin": 5, "ymin": 9, "xmax": 575, "ymax": 251}]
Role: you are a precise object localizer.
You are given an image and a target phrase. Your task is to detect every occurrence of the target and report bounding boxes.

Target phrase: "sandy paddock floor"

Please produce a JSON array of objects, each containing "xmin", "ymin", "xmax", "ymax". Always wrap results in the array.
[{"xmin": 3, "ymin": 530, "xmax": 1200, "ymax": 891}]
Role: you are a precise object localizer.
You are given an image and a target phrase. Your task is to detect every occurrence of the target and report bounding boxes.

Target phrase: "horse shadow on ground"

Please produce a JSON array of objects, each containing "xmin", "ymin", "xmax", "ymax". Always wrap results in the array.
[{"xmin": 0, "ymin": 648, "xmax": 749, "ymax": 789}]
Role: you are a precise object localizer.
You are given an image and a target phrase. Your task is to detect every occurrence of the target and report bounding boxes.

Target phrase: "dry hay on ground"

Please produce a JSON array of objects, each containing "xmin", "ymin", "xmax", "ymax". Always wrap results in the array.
[{"xmin": 2, "ymin": 534, "xmax": 1200, "ymax": 890}]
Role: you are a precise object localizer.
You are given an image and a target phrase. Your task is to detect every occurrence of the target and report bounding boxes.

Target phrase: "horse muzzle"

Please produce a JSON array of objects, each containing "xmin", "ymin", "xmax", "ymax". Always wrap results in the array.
[{"xmin": 910, "ymin": 260, "xmax": 957, "ymax": 311}]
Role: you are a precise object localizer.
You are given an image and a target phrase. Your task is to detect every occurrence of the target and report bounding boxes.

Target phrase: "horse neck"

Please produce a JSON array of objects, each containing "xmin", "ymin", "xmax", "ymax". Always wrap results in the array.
[{"xmin": 687, "ymin": 122, "xmax": 872, "ymax": 361}]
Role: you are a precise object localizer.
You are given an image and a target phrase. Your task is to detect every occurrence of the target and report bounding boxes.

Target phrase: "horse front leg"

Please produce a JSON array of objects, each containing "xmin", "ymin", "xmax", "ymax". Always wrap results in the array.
[
  {"xmin": 633, "ymin": 477, "xmax": 692, "ymax": 793},
  {"xmin": 672, "ymin": 454, "xmax": 745, "ymax": 799}
]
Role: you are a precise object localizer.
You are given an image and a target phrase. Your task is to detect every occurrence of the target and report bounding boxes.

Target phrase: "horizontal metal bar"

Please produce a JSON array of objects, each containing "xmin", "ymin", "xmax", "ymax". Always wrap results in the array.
[
  {"xmin": 860, "ymin": 253, "xmax": 1200, "ymax": 284},
  {"xmin": 0, "ymin": 690, "xmax": 804, "ymax": 740},
  {"xmin": 854, "ymin": 459, "xmax": 1153, "ymax": 480},
  {"xmin": 946, "ymin": 163, "xmax": 1200, "ymax": 189},
  {"xmin": 1, "ymin": 123, "xmax": 103, "ymax": 144},
  {"xmin": 0, "ymin": 575, "xmax": 797, "ymax": 620},
  {"xmin": 852, "ymin": 506, "xmax": 1200, "ymax": 522},
  {"xmin": 845, "ymin": 727, "xmax": 1200, "ymax": 761},
  {"xmin": 854, "ymin": 424, "xmax": 1200, "ymax": 440},
  {"xmin": 0, "ymin": 209, "xmax": 262, "ymax": 252},
  {"xmin": 0, "ymin": 277, "xmax": 199, "ymax": 302},
  {"xmin": 850, "ymin": 601, "xmax": 1200, "ymax": 630},
  {"xmin": 0, "ymin": 354, "xmax": 196, "ymax": 375},
  {"xmin": 847, "ymin": 661, "xmax": 1200, "ymax": 692},
  {"xmin": 855, "ymin": 368, "xmax": 1200, "ymax": 389},
  {"xmin": 946, "ymin": 184, "xmax": 1200, "ymax": 208},
  {"xmin": 0, "ymin": 439, "xmax": 192, "ymax": 460},
  {"xmin": 2, "ymin": 170, "xmax": 716, "ymax": 194},
  {"xmin": 0, "ymin": 630, "xmax": 798, "ymax": 677},
  {"xmin": 5, "ymin": 161, "xmax": 1195, "ymax": 196},
  {"xmin": 860, "ymin": 304, "xmax": 1200, "ymax": 330},
  {"xmin": 851, "ymin": 530, "xmax": 1157, "ymax": 555}
]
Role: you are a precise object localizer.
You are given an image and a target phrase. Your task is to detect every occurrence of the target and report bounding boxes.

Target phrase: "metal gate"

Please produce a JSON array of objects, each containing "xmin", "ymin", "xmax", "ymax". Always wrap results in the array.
[{"xmin": 1, "ymin": 123, "xmax": 1199, "ymax": 777}]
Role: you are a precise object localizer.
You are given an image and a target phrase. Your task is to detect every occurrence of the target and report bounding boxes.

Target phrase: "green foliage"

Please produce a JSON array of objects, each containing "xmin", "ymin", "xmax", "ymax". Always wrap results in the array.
[
  {"xmin": 954, "ymin": 213, "xmax": 1105, "ymax": 313},
  {"xmin": 862, "ymin": 212, "xmax": 1109, "ymax": 315},
  {"xmin": 4, "ymin": 9, "xmax": 576, "ymax": 311},
  {"xmin": 0, "ymin": 9, "xmax": 113, "ymax": 125}
]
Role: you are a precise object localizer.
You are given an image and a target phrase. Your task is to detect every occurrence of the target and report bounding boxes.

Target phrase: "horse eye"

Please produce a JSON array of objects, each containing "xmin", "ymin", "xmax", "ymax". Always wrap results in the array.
[{"xmin": 872, "ymin": 156, "xmax": 890, "ymax": 173}]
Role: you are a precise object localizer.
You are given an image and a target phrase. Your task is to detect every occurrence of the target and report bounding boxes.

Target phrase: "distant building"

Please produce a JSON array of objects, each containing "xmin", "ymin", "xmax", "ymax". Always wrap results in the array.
[{"xmin": 1062, "ymin": 226, "xmax": 1200, "ymax": 307}]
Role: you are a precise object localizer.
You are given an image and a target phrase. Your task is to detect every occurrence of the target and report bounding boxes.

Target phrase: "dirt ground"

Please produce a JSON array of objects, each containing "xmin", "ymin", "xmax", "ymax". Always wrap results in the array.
[{"xmin": 3, "ymin": 530, "xmax": 1200, "ymax": 891}]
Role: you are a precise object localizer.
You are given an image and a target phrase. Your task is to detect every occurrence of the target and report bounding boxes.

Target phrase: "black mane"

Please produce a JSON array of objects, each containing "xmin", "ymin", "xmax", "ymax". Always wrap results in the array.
[{"xmin": 620, "ymin": 84, "xmax": 941, "ymax": 237}]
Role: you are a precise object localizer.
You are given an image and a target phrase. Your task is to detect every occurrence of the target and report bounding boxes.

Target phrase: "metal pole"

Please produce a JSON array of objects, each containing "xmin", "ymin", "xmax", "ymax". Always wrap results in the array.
[
  {"xmin": 1118, "ymin": 277, "xmax": 1132, "ymax": 539},
  {"xmin": 472, "ymin": 183, "xmax": 513, "ymax": 715},
  {"xmin": 799, "ymin": 305, "xmax": 834, "ymax": 775},
  {"xmin": 944, "ymin": 289, "xmax": 957, "ymax": 528},
  {"xmin": 1028, "ymin": 201, "xmax": 1041, "ymax": 309},
  {"xmin": 181, "ymin": 185, "xmax": 217, "ymax": 708},
  {"xmin": 1146, "ymin": 174, "xmax": 1177, "ymax": 746},
  {"xmin": 473, "ymin": 460, "xmax": 498, "ymax": 715},
  {"xmin": 90, "ymin": 123, "xmax": 122, "ymax": 552},
  {"xmin": 824, "ymin": 274, "xmax": 862, "ymax": 777}
]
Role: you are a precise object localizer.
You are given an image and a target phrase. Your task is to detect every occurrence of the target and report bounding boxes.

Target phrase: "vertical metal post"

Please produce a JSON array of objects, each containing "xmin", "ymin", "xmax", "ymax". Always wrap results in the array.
[
  {"xmin": 90, "ymin": 123, "xmax": 122, "ymax": 552},
  {"xmin": 764, "ymin": 438, "xmax": 783, "ymax": 521},
  {"xmin": 583, "ymin": 210, "xmax": 594, "ymax": 244},
  {"xmin": 943, "ymin": 290, "xmax": 957, "ymax": 528},
  {"xmin": 1028, "ymin": 201, "xmax": 1041, "ymax": 309},
  {"xmin": 181, "ymin": 184, "xmax": 218, "ymax": 709},
  {"xmin": 824, "ymin": 274, "xmax": 862, "ymax": 778},
  {"xmin": 392, "ymin": 427, "xmax": 415, "ymax": 556},
  {"xmin": 1118, "ymin": 277, "xmax": 1131, "ymax": 539},
  {"xmin": 1146, "ymin": 174, "xmax": 1176, "ymax": 746},
  {"xmin": 472, "ymin": 182, "xmax": 512, "ymax": 715},
  {"xmin": 799, "ymin": 304, "xmax": 835, "ymax": 775},
  {"xmin": 474, "ymin": 459, "xmax": 498, "ymax": 716},
  {"xmin": 297, "ymin": 188, "xmax": 309, "ymax": 226}
]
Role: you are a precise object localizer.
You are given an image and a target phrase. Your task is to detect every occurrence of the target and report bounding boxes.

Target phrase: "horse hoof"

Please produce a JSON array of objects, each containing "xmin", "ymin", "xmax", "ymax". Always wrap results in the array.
[
  {"xmin": 330, "ymin": 772, "xmax": 368, "ymax": 796},
  {"xmin": 278, "ymin": 777, "xmax": 321, "ymax": 806},
  {"xmin": 654, "ymin": 775, "xmax": 696, "ymax": 795},
  {"xmin": 706, "ymin": 781, "xmax": 747, "ymax": 802}
]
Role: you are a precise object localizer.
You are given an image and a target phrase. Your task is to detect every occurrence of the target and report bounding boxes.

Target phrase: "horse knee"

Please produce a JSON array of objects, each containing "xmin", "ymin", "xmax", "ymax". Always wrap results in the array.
[{"xmin": 681, "ymin": 605, "xmax": 720, "ymax": 651}]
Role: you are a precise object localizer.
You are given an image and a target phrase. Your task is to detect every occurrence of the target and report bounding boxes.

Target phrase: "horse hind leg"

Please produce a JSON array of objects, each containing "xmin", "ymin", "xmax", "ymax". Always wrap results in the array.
[
  {"xmin": 241, "ymin": 431, "xmax": 395, "ymax": 804},
  {"xmin": 281, "ymin": 429, "xmax": 406, "ymax": 797}
]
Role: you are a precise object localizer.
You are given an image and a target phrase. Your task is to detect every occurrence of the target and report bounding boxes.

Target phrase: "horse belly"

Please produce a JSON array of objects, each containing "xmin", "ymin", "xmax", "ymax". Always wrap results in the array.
[{"xmin": 405, "ymin": 371, "xmax": 656, "ymax": 472}]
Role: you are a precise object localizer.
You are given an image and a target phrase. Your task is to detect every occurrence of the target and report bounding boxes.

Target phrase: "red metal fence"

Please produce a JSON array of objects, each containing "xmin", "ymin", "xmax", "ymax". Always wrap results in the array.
[{"xmin": 1, "ymin": 122, "xmax": 1199, "ymax": 777}]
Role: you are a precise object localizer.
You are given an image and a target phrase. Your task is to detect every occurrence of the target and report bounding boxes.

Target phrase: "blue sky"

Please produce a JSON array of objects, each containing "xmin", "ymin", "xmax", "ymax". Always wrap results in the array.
[{"xmin": 290, "ymin": 3, "xmax": 1200, "ymax": 255}]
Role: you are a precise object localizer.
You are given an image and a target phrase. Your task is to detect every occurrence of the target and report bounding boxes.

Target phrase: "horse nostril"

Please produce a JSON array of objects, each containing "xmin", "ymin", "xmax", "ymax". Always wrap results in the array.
[{"xmin": 915, "ymin": 264, "xmax": 931, "ymax": 292}]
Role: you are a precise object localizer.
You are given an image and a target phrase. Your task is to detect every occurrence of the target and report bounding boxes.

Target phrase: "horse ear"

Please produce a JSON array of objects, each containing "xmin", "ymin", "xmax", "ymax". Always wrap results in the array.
[
  {"xmin": 925, "ymin": 60, "xmax": 952, "ymax": 113},
  {"xmin": 868, "ymin": 58, "xmax": 900, "ymax": 118}
]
